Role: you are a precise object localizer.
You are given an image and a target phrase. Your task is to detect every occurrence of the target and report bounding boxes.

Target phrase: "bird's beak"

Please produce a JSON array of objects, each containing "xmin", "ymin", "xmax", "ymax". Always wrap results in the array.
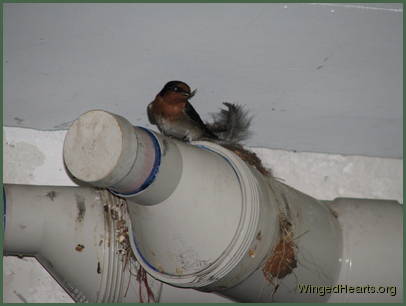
[{"xmin": 189, "ymin": 89, "xmax": 197, "ymax": 99}]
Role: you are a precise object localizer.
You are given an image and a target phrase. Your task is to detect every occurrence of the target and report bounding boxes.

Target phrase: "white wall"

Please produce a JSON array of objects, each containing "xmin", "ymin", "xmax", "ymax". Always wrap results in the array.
[
  {"xmin": 4, "ymin": 3, "xmax": 403, "ymax": 158},
  {"xmin": 3, "ymin": 127, "xmax": 402, "ymax": 302}
]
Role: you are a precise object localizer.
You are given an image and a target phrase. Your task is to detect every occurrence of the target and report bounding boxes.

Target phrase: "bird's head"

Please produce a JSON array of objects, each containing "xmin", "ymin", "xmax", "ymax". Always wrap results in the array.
[{"xmin": 158, "ymin": 81, "xmax": 197, "ymax": 100}]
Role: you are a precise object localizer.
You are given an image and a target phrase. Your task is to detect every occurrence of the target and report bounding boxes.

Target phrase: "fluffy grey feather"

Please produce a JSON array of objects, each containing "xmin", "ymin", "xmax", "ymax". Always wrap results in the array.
[{"xmin": 206, "ymin": 102, "xmax": 253, "ymax": 144}]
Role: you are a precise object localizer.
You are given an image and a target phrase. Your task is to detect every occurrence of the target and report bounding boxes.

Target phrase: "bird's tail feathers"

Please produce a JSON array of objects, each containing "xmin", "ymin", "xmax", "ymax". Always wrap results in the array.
[{"xmin": 206, "ymin": 102, "xmax": 252, "ymax": 144}]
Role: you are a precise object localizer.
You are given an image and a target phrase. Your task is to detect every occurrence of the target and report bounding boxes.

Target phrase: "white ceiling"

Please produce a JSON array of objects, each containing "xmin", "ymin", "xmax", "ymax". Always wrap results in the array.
[{"xmin": 4, "ymin": 3, "xmax": 403, "ymax": 158}]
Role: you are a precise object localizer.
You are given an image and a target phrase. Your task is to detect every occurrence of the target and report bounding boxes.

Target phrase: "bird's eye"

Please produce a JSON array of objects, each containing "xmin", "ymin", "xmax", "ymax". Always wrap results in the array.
[{"xmin": 172, "ymin": 86, "xmax": 179, "ymax": 92}]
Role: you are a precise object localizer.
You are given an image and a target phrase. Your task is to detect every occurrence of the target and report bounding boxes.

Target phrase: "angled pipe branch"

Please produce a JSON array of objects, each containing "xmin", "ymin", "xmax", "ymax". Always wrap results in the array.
[{"xmin": 3, "ymin": 185, "xmax": 162, "ymax": 303}]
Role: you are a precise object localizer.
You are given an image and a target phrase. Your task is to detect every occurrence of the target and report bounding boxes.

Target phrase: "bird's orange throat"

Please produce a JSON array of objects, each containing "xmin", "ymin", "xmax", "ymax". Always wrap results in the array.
[{"xmin": 152, "ymin": 97, "xmax": 186, "ymax": 120}]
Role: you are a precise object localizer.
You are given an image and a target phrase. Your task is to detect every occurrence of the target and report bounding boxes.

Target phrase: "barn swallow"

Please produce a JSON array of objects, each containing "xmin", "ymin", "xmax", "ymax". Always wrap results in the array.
[
  {"xmin": 147, "ymin": 81, "xmax": 270, "ymax": 175},
  {"xmin": 147, "ymin": 81, "xmax": 218, "ymax": 142}
]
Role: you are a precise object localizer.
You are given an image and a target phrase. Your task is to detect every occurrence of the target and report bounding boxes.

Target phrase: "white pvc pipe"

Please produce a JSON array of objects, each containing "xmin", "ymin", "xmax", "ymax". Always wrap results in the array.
[
  {"xmin": 62, "ymin": 110, "xmax": 403, "ymax": 302},
  {"xmin": 327, "ymin": 198, "xmax": 402, "ymax": 302},
  {"xmin": 3, "ymin": 184, "xmax": 162, "ymax": 303}
]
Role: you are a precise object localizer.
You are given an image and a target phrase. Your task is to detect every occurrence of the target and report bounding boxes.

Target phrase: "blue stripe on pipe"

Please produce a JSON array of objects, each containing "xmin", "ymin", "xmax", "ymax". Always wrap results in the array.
[
  {"xmin": 132, "ymin": 233, "xmax": 160, "ymax": 273},
  {"xmin": 109, "ymin": 127, "xmax": 161, "ymax": 197}
]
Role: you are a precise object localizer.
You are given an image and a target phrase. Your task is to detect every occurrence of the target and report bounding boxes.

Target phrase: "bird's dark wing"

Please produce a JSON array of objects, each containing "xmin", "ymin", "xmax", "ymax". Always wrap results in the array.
[
  {"xmin": 147, "ymin": 102, "xmax": 156, "ymax": 124},
  {"xmin": 184, "ymin": 102, "xmax": 218, "ymax": 139}
]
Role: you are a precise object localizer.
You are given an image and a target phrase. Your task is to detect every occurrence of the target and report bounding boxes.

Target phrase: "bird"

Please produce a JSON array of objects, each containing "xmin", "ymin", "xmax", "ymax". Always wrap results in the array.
[
  {"xmin": 147, "ymin": 81, "xmax": 271, "ymax": 176},
  {"xmin": 147, "ymin": 81, "xmax": 218, "ymax": 142},
  {"xmin": 147, "ymin": 81, "xmax": 253, "ymax": 144}
]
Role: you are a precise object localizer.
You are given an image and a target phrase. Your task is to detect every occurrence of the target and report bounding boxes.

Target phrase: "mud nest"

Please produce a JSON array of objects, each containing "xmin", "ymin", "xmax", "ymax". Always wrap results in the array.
[{"xmin": 262, "ymin": 215, "xmax": 297, "ymax": 282}]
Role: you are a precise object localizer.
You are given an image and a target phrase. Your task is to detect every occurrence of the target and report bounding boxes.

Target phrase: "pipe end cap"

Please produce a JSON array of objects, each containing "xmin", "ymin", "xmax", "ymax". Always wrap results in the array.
[{"xmin": 63, "ymin": 110, "xmax": 130, "ymax": 186}]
